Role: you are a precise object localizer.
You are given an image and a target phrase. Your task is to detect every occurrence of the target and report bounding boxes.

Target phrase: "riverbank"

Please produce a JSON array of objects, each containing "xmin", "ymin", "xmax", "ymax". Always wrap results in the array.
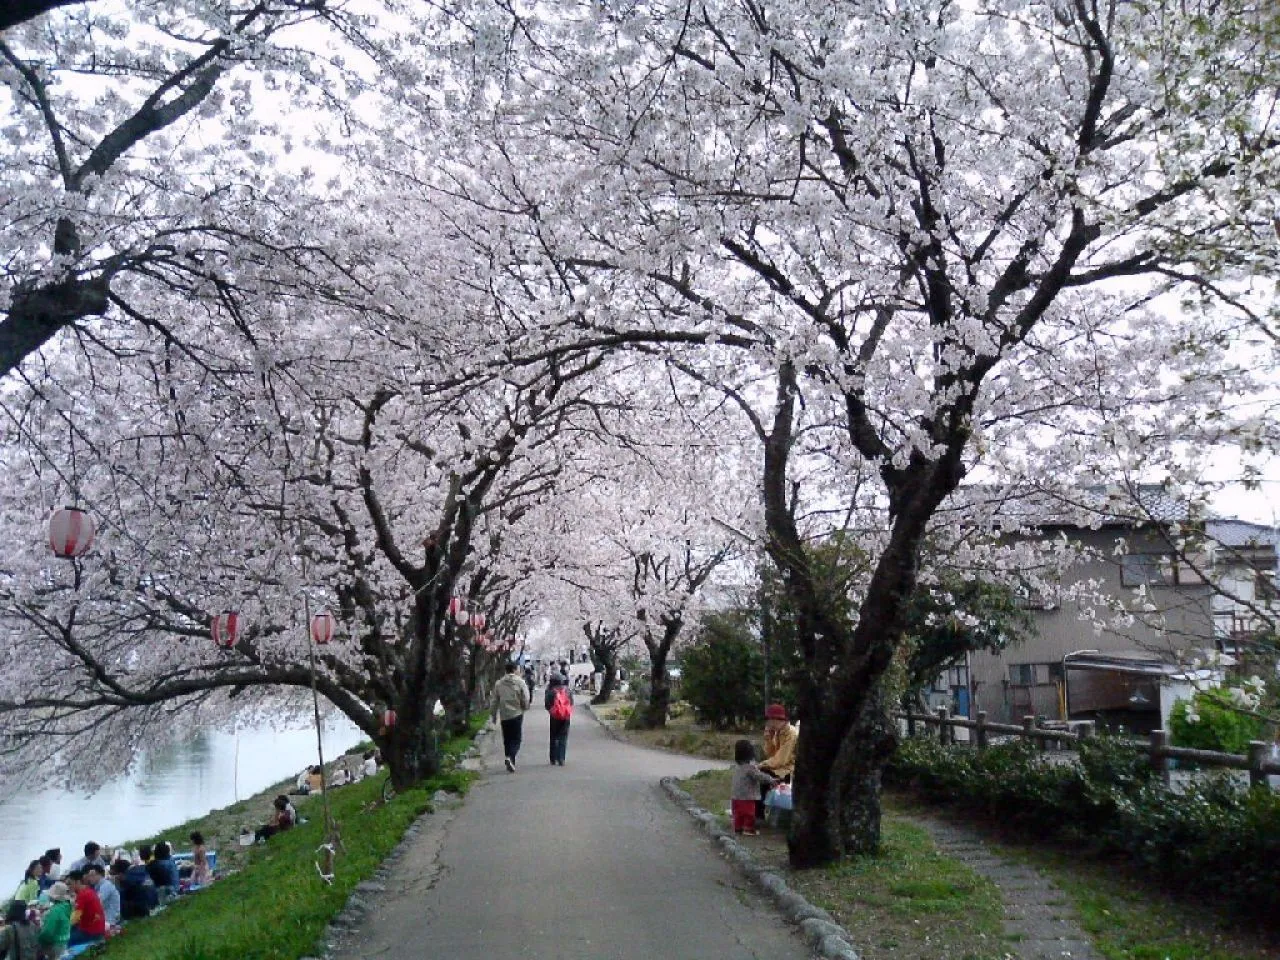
[{"xmin": 97, "ymin": 719, "xmax": 485, "ymax": 960}]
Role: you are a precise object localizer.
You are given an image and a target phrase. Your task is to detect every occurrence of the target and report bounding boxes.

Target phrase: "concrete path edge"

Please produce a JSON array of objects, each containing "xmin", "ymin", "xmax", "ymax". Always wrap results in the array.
[
  {"xmin": 659, "ymin": 777, "xmax": 862, "ymax": 960},
  {"xmin": 306, "ymin": 723, "xmax": 499, "ymax": 960}
]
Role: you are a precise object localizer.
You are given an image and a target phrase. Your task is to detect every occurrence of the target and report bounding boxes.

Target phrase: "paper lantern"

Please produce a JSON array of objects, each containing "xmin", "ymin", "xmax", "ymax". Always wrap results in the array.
[
  {"xmin": 453, "ymin": 609, "xmax": 468, "ymax": 626},
  {"xmin": 383, "ymin": 709, "xmax": 397, "ymax": 728},
  {"xmin": 469, "ymin": 612, "xmax": 486, "ymax": 630},
  {"xmin": 447, "ymin": 596, "xmax": 464, "ymax": 616},
  {"xmin": 49, "ymin": 506, "xmax": 95, "ymax": 558},
  {"xmin": 311, "ymin": 610, "xmax": 336, "ymax": 646},
  {"xmin": 211, "ymin": 611, "xmax": 240, "ymax": 649}
]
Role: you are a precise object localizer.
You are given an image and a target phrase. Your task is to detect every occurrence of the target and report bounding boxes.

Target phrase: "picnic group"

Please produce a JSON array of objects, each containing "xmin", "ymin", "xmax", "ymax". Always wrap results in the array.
[
  {"xmin": 0, "ymin": 749, "xmax": 381, "ymax": 959},
  {"xmin": 0, "ymin": 836, "xmax": 211, "ymax": 960}
]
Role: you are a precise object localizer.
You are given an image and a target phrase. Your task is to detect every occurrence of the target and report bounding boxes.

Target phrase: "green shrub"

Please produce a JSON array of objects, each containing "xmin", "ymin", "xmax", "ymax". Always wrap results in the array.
[
  {"xmin": 1169, "ymin": 689, "xmax": 1266, "ymax": 754},
  {"xmin": 680, "ymin": 611, "xmax": 764, "ymax": 729},
  {"xmin": 887, "ymin": 733, "xmax": 1280, "ymax": 927}
]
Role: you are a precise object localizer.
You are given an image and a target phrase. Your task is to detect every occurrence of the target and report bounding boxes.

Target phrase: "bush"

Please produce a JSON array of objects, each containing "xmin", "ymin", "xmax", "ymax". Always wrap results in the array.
[
  {"xmin": 1169, "ymin": 688, "xmax": 1266, "ymax": 754},
  {"xmin": 886, "ymin": 734, "xmax": 1280, "ymax": 927},
  {"xmin": 680, "ymin": 612, "xmax": 764, "ymax": 729}
]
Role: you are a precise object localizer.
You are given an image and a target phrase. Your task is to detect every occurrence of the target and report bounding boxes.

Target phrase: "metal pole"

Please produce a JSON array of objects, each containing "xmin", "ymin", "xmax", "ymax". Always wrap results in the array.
[{"xmin": 301, "ymin": 562, "xmax": 338, "ymax": 854}]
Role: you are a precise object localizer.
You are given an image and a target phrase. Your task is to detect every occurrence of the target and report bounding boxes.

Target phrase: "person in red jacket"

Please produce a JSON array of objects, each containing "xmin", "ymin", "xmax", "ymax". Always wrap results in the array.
[{"xmin": 66, "ymin": 869, "xmax": 107, "ymax": 947}]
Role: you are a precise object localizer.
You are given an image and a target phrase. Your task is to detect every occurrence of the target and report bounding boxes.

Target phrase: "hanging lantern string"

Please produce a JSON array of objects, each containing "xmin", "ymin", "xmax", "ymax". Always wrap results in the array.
[{"xmin": 301, "ymin": 565, "xmax": 343, "ymax": 867}]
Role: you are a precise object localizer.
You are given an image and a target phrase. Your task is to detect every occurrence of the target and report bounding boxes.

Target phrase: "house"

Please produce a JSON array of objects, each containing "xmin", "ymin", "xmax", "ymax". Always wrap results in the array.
[{"xmin": 960, "ymin": 489, "xmax": 1278, "ymax": 729}]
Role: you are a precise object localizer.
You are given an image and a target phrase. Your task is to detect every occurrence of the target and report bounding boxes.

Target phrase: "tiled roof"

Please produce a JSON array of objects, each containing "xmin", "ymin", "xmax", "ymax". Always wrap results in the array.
[
  {"xmin": 940, "ymin": 483, "xmax": 1198, "ymax": 530},
  {"xmin": 1206, "ymin": 518, "xmax": 1278, "ymax": 548}
]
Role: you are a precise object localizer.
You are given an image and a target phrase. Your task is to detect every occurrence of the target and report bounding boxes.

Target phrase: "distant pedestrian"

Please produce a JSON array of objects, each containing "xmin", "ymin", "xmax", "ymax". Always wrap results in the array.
[
  {"xmin": 491, "ymin": 661, "xmax": 531, "ymax": 772},
  {"xmin": 731, "ymin": 740, "xmax": 777, "ymax": 836},
  {"xmin": 44, "ymin": 848, "xmax": 63, "ymax": 882},
  {"xmin": 545, "ymin": 673, "xmax": 574, "ymax": 766}
]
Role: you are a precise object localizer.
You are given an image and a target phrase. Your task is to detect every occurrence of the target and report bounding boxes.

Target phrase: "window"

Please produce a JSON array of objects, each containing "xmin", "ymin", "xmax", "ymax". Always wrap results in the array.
[
  {"xmin": 1121, "ymin": 553, "xmax": 1211, "ymax": 588},
  {"xmin": 1121, "ymin": 553, "xmax": 1174, "ymax": 587},
  {"xmin": 1008, "ymin": 663, "xmax": 1053, "ymax": 685}
]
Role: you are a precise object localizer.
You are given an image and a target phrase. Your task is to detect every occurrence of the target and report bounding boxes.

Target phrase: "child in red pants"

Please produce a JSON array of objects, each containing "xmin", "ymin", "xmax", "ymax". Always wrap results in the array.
[{"xmin": 731, "ymin": 739, "xmax": 778, "ymax": 835}]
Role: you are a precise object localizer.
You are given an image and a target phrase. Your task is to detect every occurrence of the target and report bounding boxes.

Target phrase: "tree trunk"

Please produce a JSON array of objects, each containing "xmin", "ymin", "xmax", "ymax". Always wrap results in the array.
[
  {"xmin": 381, "ymin": 714, "xmax": 442, "ymax": 788},
  {"xmin": 631, "ymin": 646, "xmax": 671, "ymax": 728},
  {"xmin": 788, "ymin": 682, "xmax": 898, "ymax": 866},
  {"xmin": 591, "ymin": 651, "xmax": 618, "ymax": 705}
]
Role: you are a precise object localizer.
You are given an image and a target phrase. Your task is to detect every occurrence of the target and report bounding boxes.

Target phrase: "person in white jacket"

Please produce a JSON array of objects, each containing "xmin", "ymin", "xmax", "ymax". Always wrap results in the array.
[{"xmin": 491, "ymin": 661, "xmax": 532, "ymax": 771}]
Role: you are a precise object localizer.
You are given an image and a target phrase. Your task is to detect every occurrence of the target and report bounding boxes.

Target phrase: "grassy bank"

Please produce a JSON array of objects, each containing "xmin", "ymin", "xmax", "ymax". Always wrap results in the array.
[
  {"xmin": 679, "ymin": 767, "xmax": 1277, "ymax": 960},
  {"xmin": 679, "ymin": 769, "xmax": 1006, "ymax": 960},
  {"xmin": 100, "ymin": 720, "xmax": 484, "ymax": 960},
  {"xmin": 590, "ymin": 697, "xmax": 746, "ymax": 763}
]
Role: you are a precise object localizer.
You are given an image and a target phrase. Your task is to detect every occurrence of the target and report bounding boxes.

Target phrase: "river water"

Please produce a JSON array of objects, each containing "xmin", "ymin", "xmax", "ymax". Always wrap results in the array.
[{"xmin": 0, "ymin": 715, "xmax": 363, "ymax": 889}]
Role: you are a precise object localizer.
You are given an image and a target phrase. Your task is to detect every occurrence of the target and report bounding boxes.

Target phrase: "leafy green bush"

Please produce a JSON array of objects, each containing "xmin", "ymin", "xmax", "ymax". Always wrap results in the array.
[
  {"xmin": 1169, "ymin": 689, "xmax": 1266, "ymax": 754},
  {"xmin": 887, "ymin": 734, "xmax": 1280, "ymax": 926},
  {"xmin": 680, "ymin": 612, "xmax": 764, "ymax": 729}
]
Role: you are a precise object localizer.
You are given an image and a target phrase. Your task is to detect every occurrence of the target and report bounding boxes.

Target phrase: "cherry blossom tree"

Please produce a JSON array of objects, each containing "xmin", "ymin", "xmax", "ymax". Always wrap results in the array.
[{"xmin": 429, "ymin": 0, "xmax": 1279, "ymax": 864}]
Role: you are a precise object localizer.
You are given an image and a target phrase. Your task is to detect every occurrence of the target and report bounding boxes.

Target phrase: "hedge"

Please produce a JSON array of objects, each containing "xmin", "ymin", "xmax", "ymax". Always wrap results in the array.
[{"xmin": 886, "ymin": 735, "xmax": 1280, "ymax": 926}]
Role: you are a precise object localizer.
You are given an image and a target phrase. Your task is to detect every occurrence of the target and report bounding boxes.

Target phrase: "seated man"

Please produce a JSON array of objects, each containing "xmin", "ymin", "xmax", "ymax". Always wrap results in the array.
[
  {"xmin": 85, "ymin": 863, "xmax": 120, "ymax": 928},
  {"xmin": 146, "ymin": 842, "xmax": 180, "ymax": 902},
  {"xmin": 68, "ymin": 842, "xmax": 105, "ymax": 874},
  {"xmin": 65, "ymin": 870, "xmax": 107, "ymax": 947},
  {"xmin": 112, "ymin": 858, "xmax": 157, "ymax": 920},
  {"xmin": 756, "ymin": 703, "xmax": 799, "ymax": 817},
  {"xmin": 254, "ymin": 795, "xmax": 297, "ymax": 843}
]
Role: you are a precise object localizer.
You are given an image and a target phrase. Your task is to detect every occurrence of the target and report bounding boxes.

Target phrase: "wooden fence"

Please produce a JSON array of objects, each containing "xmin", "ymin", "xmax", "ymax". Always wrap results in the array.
[{"xmin": 898, "ymin": 708, "xmax": 1280, "ymax": 788}]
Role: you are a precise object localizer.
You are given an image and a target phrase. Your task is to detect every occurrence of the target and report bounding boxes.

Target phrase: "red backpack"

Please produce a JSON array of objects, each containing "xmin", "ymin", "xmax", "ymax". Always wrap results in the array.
[{"xmin": 550, "ymin": 686, "xmax": 573, "ymax": 721}]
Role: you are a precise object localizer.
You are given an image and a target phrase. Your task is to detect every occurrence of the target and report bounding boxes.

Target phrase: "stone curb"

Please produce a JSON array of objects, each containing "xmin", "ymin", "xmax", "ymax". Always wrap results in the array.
[
  {"xmin": 659, "ymin": 776, "xmax": 862, "ymax": 960},
  {"xmin": 312, "ymin": 722, "xmax": 499, "ymax": 958}
]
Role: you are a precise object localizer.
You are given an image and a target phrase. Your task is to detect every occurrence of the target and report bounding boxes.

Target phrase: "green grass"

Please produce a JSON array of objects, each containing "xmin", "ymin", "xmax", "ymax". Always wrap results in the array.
[
  {"xmin": 994, "ymin": 844, "xmax": 1278, "ymax": 960},
  {"xmin": 677, "ymin": 769, "xmax": 1006, "ymax": 960},
  {"xmin": 99, "ymin": 721, "xmax": 483, "ymax": 960}
]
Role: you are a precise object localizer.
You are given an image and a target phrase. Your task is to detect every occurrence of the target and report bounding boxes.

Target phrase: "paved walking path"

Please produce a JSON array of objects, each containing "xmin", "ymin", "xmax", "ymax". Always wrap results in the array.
[
  {"xmin": 904, "ymin": 815, "xmax": 1103, "ymax": 960},
  {"xmin": 330, "ymin": 698, "xmax": 814, "ymax": 960}
]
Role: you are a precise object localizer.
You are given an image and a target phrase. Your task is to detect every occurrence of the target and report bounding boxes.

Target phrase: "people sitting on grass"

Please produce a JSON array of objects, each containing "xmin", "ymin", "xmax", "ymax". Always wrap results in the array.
[
  {"xmin": 38, "ymin": 855, "xmax": 56, "ymax": 892},
  {"xmin": 84, "ymin": 863, "xmax": 119, "ymax": 929},
  {"xmin": 0, "ymin": 899, "xmax": 38, "ymax": 958},
  {"xmin": 146, "ymin": 842, "xmax": 179, "ymax": 902},
  {"xmin": 10, "ymin": 858, "xmax": 41, "ymax": 906},
  {"xmin": 112, "ymin": 857, "xmax": 157, "ymax": 920},
  {"xmin": 254, "ymin": 795, "xmax": 297, "ymax": 843},
  {"xmin": 38, "ymin": 882, "xmax": 73, "ymax": 959},
  {"xmin": 362, "ymin": 751, "xmax": 378, "ymax": 778},
  {"xmin": 68, "ymin": 842, "xmax": 105, "ymax": 874},
  {"xmin": 43, "ymin": 849, "xmax": 63, "ymax": 884},
  {"xmin": 65, "ymin": 869, "xmax": 107, "ymax": 948}
]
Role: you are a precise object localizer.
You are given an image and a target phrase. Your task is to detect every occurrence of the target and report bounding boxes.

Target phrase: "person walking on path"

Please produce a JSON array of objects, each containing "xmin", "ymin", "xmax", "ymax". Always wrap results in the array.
[
  {"xmin": 545, "ymin": 672, "xmax": 574, "ymax": 766},
  {"xmin": 491, "ymin": 661, "xmax": 531, "ymax": 772}
]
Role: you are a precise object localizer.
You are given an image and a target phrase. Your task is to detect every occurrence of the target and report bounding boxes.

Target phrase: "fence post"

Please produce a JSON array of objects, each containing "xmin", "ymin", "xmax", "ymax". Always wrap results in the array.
[
  {"xmin": 1022, "ymin": 715, "xmax": 1037, "ymax": 749},
  {"xmin": 1148, "ymin": 729, "xmax": 1170, "ymax": 784},
  {"xmin": 907, "ymin": 710, "xmax": 916, "ymax": 737},
  {"xmin": 937, "ymin": 706, "xmax": 950, "ymax": 745},
  {"xmin": 975, "ymin": 710, "xmax": 988, "ymax": 751},
  {"xmin": 1248, "ymin": 740, "xmax": 1269, "ymax": 789}
]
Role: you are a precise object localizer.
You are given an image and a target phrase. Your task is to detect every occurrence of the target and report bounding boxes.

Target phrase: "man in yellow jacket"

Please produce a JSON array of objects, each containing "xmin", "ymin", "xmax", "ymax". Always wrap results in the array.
[
  {"xmin": 760, "ymin": 703, "xmax": 798, "ymax": 780},
  {"xmin": 756, "ymin": 703, "xmax": 798, "ymax": 819}
]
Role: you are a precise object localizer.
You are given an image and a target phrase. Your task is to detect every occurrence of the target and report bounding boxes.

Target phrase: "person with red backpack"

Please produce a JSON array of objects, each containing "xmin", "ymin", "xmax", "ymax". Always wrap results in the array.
[{"xmin": 544, "ymin": 672, "xmax": 574, "ymax": 766}]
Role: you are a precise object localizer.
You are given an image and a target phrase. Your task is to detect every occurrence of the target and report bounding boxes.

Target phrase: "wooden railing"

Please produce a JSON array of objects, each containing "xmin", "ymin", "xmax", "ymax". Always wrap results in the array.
[{"xmin": 897, "ymin": 708, "xmax": 1280, "ymax": 788}]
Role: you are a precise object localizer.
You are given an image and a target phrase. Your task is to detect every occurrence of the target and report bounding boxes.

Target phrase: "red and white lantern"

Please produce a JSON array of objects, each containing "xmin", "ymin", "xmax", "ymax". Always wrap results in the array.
[
  {"xmin": 453, "ymin": 608, "xmax": 469, "ymax": 626},
  {"xmin": 383, "ymin": 709, "xmax": 397, "ymax": 728},
  {"xmin": 310, "ymin": 610, "xmax": 336, "ymax": 646},
  {"xmin": 447, "ymin": 596, "xmax": 464, "ymax": 617},
  {"xmin": 469, "ymin": 611, "xmax": 487, "ymax": 631},
  {"xmin": 49, "ymin": 507, "xmax": 95, "ymax": 558},
  {"xmin": 211, "ymin": 611, "xmax": 241, "ymax": 649}
]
